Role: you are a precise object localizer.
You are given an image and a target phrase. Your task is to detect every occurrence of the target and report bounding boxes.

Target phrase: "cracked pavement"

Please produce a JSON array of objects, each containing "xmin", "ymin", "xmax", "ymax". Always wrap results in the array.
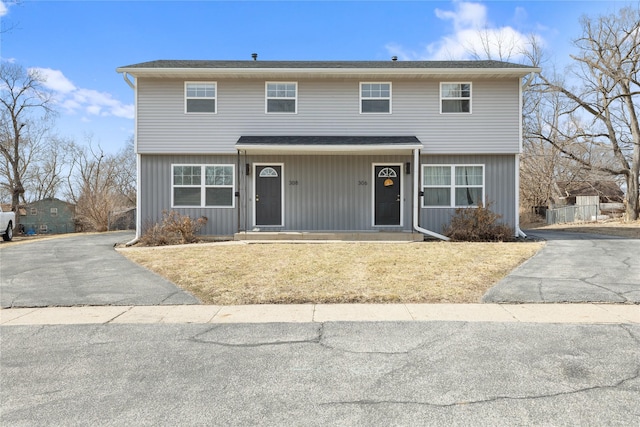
[
  {"xmin": 2, "ymin": 322, "xmax": 639, "ymax": 425},
  {"xmin": 0, "ymin": 232, "xmax": 199, "ymax": 308},
  {"xmin": 483, "ymin": 229, "xmax": 640, "ymax": 303}
]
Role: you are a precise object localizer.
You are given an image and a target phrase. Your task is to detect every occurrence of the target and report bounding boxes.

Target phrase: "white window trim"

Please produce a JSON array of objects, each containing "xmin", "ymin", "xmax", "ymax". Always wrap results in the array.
[
  {"xmin": 440, "ymin": 82, "xmax": 472, "ymax": 114},
  {"xmin": 50, "ymin": 207, "xmax": 58, "ymax": 217},
  {"xmin": 265, "ymin": 82, "xmax": 297, "ymax": 114},
  {"xmin": 184, "ymin": 81, "xmax": 217, "ymax": 114},
  {"xmin": 422, "ymin": 164, "xmax": 485, "ymax": 208},
  {"xmin": 360, "ymin": 82, "xmax": 392, "ymax": 114},
  {"xmin": 171, "ymin": 164, "xmax": 235, "ymax": 208}
]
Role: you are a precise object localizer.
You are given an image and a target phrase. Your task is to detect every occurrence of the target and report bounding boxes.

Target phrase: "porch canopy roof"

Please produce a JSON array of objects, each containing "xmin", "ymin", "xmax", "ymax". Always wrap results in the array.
[{"xmin": 236, "ymin": 136, "xmax": 423, "ymax": 155}]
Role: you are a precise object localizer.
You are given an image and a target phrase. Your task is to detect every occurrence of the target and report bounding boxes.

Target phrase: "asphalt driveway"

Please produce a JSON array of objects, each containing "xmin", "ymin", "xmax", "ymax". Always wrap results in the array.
[
  {"xmin": 1, "ymin": 230, "xmax": 637, "ymax": 308},
  {"xmin": 483, "ymin": 229, "xmax": 640, "ymax": 304},
  {"xmin": 0, "ymin": 232, "xmax": 199, "ymax": 308}
]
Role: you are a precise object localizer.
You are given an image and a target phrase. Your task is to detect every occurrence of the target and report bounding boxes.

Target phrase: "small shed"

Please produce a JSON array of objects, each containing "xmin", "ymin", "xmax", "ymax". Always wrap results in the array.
[{"xmin": 555, "ymin": 181, "xmax": 624, "ymax": 205}]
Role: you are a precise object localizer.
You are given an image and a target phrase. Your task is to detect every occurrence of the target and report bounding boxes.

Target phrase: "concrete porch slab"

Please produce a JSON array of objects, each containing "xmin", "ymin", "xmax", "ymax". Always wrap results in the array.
[{"xmin": 234, "ymin": 231, "xmax": 424, "ymax": 242}]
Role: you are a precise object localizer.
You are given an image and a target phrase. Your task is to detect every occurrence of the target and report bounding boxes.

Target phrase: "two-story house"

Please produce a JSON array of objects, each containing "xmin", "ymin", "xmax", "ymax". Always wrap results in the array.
[
  {"xmin": 116, "ymin": 59, "xmax": 539, "ymax": 240},
  {"xmin": 20, "ymin": 198, "xmax": 76, "ymax": 235}
]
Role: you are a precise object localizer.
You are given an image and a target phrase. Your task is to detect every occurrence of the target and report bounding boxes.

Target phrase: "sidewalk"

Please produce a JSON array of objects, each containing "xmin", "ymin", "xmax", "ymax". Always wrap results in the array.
[{"xmin": 1, "ymin": 303, "xmax": 638, "ymax": 325}]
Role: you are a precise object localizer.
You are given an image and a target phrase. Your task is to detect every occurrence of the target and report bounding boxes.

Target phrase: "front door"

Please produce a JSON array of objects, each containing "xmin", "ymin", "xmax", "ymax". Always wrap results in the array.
[
  {"xmin": 374, "ymin": 165, "xmax": 401, "ymax": 226},
  {"xmin": 255, "ymin": 165, "xmax": 283, "ymax": 226}
]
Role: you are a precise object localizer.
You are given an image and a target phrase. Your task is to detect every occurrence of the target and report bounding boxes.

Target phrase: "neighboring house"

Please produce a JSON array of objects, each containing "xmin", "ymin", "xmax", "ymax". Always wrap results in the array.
[
  {"xmin": 20, "ymin": 198, "xmax": 76, "ymax": 235},
  {"xmin": 116, "ymin": 59, "xmax": 539, "ymax": 239}
]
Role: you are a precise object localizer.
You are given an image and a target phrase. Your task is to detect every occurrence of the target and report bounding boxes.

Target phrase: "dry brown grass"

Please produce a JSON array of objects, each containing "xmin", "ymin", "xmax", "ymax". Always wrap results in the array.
[{"xmin": 119, "ymin": 241, "xmax": 543, "ymax": 305}]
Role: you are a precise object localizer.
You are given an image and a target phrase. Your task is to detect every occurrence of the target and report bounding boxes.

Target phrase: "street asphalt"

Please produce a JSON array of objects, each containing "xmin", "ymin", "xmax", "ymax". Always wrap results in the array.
[
  {"xmin": 2, "ymin": 322, "xmax": 639, "ymax": 426},
  {"xmin": 483, "ymin": 229, "xmax": 640, "ymax": 303},
  {"xmin": 0, "ymin": 232, "xmax": 199, "ymax": 308},
  {"xmin": 1, "ymin": 230, "xmax": 639, "ymax": 426}
]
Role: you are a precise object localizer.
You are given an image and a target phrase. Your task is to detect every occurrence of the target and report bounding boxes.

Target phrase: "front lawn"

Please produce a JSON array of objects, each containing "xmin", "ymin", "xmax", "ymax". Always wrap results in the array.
[{"xmin": 119, "ymin": 241, "xmax": 543, "ymax": 304}]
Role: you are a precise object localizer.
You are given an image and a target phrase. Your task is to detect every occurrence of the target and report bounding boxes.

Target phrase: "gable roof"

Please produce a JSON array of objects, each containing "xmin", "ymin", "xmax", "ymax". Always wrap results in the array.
[
  {"xmin": 557, "ymin": 181, "xmax": 624, "ymax": 201},
  {"xmin": 117, "ymin": 59, "xmax": 540, "ymax": 79}
]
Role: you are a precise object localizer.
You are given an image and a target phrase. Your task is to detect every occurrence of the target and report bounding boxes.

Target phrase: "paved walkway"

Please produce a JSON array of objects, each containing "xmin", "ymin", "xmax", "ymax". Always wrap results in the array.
[
  {"xmin": 1, "ymin": 303, "xmax": 638, "ymax": 325},
  {"xmin": 483, "ymin": 229, "xmax": 640, "ymax": 303}
]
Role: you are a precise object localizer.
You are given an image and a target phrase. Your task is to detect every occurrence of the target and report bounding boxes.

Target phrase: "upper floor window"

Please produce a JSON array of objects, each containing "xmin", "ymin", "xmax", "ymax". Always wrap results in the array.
[
  {"xmin": 266, "ymin": 82, "xmax": 297, "ymax": 113},
  {"xmin": 50, "ymin": 207, "xmax": 58, "ymax": 217},
  {"xmin": 423, "ymin": 164, "xmax": 484, "ymax": 207},
  {"xmin": 441, "ymin": 83, "xmax": 471, "ymax": 113},
  {"xmin": 185, "ymin": 82, "xmax": 216, "ymax": 114},
  {"xmin": 360, "ymin": 82, "xmax": 391, "ymax": 114},
  {"xmin": 172, "ymin": 164, "xmax": 235, "ymax": 208},
  {"xmin": 30, "ymin": 207, "xmax": 37, "ymax": 215}
]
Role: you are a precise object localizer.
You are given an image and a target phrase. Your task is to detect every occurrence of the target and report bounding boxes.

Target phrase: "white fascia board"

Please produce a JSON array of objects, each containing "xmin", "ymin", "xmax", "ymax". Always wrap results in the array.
[{"xmin": 116, "ymin": 67, "xmax": 541, "ymax": 79}]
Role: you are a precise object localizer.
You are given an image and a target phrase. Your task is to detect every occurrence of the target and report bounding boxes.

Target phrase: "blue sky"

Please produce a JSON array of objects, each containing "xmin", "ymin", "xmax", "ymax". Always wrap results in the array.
[{"xmin": 0, "ymin": 0, "xmax": 636, "ymax": 153}]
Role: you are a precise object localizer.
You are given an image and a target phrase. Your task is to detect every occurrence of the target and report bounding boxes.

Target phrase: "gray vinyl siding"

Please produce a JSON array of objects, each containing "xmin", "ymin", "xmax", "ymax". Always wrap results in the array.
[
  {"xmin": 141, "ymin": 154, "xmax": 414, "ymax": 235},
  {"xmin": 419, "ymin": 154, "xmax": 517, "ymax": 234},
  {"xmin": 140, "ymin": 154, "xmax": 239, "ymax": 236},
  {"xmin": 140, "ymin": 153, "xmax": 515, "ymax": 236},
  {"xmin": 137, "ymin": 78, "xmax": 521, "ymax": 155},
  {"xmin": 240, "ymin": 154, "xmax": 413, "ymax": 232}
]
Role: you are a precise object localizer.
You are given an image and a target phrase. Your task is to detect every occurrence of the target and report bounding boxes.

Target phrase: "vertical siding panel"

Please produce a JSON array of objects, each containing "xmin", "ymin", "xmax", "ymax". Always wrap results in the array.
[
  {"xmin": 140, "ymin": 154, "xmax": 239, "ymax": 236},
  {"xmin": 419, "ymin": 154, "xmax": 516, "ymax": 232}
]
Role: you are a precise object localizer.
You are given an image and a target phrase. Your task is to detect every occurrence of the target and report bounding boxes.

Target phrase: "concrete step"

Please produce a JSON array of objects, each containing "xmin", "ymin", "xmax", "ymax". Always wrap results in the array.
[{"xmin": 234, "ymin": 231, "xmax": 424, "ymax": 242}]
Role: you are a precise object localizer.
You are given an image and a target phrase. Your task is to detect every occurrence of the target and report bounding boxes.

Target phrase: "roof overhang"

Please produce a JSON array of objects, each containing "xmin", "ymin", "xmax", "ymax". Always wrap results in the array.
[
  {"xmin": 116, "ymin": 66, "xmax": 540, "ymax": 80},
  {"xmin": 236, "ymin": 136, "xmax": 423, "ymax": 155}
]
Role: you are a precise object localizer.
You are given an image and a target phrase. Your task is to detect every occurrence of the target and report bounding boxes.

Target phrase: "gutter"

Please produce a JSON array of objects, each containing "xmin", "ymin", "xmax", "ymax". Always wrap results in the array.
[{"xmin": 412, "ymin": 149, "xmax": 450, "ymax": 241}]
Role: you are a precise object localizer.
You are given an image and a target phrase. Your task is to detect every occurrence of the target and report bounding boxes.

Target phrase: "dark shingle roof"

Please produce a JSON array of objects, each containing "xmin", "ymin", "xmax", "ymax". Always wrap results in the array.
[{"xmin": 119, "ymin": 59, "xmax": 534, "ymax": 70}]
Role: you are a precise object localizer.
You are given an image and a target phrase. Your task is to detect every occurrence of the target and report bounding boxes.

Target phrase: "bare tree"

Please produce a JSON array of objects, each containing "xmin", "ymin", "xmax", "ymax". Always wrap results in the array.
[
  {"xmin": 533, "ymin": 6, "xmax": 640, "ymax": 220},
  {"xmin": 25, "ymin": 136, "xmax": 74, "ymax": 202},
  {"xmin": 66, "ymin": 139, "xmax": 136, "ymax": 231},
  {"xmin": 0, "ymin": 63, "xmax": 54, "ymax": 223}
]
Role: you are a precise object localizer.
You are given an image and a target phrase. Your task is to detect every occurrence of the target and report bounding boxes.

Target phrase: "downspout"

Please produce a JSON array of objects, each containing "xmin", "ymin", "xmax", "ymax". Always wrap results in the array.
[
  {"xmin": 413, "ymin": 149, "xmax": 450, "ymax": 241},
  {"xmin": 515, "ymin": 74, "xmax": 530, "ymax": 239},
  {"xmin": 119, "ymin": 71, "xmax": 140, "ymax": 246},
  {"xmin": 515, "ymin": 154, "xmax": 527, "ymax": 238}
]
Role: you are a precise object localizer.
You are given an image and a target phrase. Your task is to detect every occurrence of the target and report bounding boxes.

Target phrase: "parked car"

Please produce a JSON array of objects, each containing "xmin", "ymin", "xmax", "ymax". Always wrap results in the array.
[{"xmin": 0, "ymin": 205, "xmax": 16, "ymax": 241}]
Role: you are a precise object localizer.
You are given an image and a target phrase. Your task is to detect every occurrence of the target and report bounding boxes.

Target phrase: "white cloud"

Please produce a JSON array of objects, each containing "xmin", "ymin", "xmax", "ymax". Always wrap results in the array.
[
  {"xmin": 30, "ymin": 68, "xmax": 76, "ymax": 93},
  {"xmin": 387, "ymin": 0, "xmax": 541, "ymax": 62},
  {"xmin": 0, "ymin": 2, "xmax": 8, "ymax": 17},
  {"xmin": 29, "ymin": 67, "xmax": 134, "ymax": 120},
  {"xmin": 435, "ymin": 1, "xmax": 487, "ymax": 32}
]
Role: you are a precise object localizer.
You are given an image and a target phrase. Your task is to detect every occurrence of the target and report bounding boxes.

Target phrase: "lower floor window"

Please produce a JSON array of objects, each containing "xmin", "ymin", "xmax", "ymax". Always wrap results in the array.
[
  {"xmin": 172, "ymin": 164, "xmax": 235, "ymax": 207},
  {"xmin": 422, "ymin": 164, "xmax": 484, "ymax": 207}
]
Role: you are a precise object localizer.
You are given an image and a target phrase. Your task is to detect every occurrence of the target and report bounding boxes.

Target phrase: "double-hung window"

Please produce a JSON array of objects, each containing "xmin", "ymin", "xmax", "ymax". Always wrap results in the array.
[
  {"xmin": 172, "ymin": 164, "xmax": 235, "ymax": 207},
  {"xmin": 440, "ymin": 83, "xmax": 471, "ymax": 113},
  {"xmin": 185, "ymin": 82, "xmax": 216, "ymax": 113},
  {"xmin": 360, "ymin": 82, "xmax": 391, "ymax": 113},
  {"xmin": 50, "ymin": 208, "xmax": 58, "ymax": 217},
  {"xmin": 266, "ymin": 82, "xmax": 297, "ymax": 113},
  {"xmin": 423, "ymin": 165, "xmax": 484, "ymax": 207}
]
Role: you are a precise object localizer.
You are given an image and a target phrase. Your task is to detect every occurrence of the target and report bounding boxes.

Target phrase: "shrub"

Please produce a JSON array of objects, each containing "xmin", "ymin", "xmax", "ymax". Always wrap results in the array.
[
  {"xmin": 139, "ymin": 210, "xmax": 208, "ymax": 246},
  {"xmin": 444, "ymin": 202, "xmax": 514, "ymax": 242}
]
